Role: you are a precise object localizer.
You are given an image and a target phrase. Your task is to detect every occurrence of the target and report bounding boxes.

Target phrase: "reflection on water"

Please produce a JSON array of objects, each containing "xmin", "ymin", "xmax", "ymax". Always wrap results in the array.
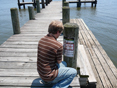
[{"xmin": 0, "ymin": 0, "xmax": 117, "ymax": 67}]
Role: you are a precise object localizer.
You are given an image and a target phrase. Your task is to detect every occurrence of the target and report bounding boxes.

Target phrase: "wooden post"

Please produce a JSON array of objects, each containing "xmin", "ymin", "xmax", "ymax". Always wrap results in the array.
[
  {"xmin": 62, "ymin": 6, "xmax": 70, "ymax": 24},
  {"xmin": 95, "ymin": 0, "xmax": 97, "ymax": 7},
  {"xmin": 77, "ymin": 0, "xmax": 81, "ymax": 7},
  {"xmin": 63, "ymin": 23, "xmax": 79, "ymax": 69},
  {"xmin": 32, "ymin": 0, "xmax": 36, "ymax": 8},
  {"xmin": 91, "ymin": 2, "xmax": 93, "ymax": 7},
  {"xmin": 63, "ymin": 2, "xmax": 69, "ymax": 6},
  {"xmin": 10, "ymin": 8, "xmax": 20, "ymax": 34},
  {"xmin": 22, "ymin": 0, "xmax": 25, "ymax": 9},
  {"xmin": 18, "ymin": 0, "xmax": 21, "ymax": 9},
  {"xmin": 46, "ymin": 0, "xmax": 48, "ymax": 6},
  {"xmin": 28, "ymin": 6, "xmax": 35, "ymax": 20},
  {"xmin": 42, "ymin": 0, "xmax": 45, "ymax": 8},
  {"xmin": 62, "ymin": 0, "xmax": 66, "ymax": 6},
  {"xmin": 36, "ymin": 0, "xmax": 40, "ymax": 13}
]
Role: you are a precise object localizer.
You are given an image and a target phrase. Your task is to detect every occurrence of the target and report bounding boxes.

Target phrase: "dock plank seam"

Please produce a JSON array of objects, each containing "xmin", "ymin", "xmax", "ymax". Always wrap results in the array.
[{"xmin": 74, "ymin": 19, "xmax": 117, "ymax": 87}]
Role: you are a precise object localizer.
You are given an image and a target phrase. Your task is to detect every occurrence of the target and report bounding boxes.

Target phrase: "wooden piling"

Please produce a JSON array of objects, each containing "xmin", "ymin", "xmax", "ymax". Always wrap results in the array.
[
  {"xmin": 33, "ymin": 0, "xmax": 36, "ymax": 8},
  {"xmin": 63, "ymin": 23, "xmax": 79, "ymax": 69},
  {"xmin": 28, "ymin": 6, "xmax": 35, "ymax": 20},
  {"xmin": 10, "ymin": 8, "xmax": 20, "ymax": 34},
  {"xmin": 63, "ymin": 2, "xmax": 69, "ymax": 6},
  {"xmin": 62, "ymin": 6, "xmax": 70, "ymax": 24},
  {"xmin": 42, "ymin": 0, "xmax": 45, "ymax": 8},
  {"xmin": 22, "ymin": 0, "xmax": 25, "ymax": 9},
  {"xmin": 77, "ymin": 0, "xmax": 81, "ymax": 7},
  {"xmin": 62, "ymin": 0, "xmax": 66, "ymax": 6},
  {"xmin": 36, "ymin": 0, "xmax": 40, "ymax": 13},
  {"xmin": 95, "ymin": 0, "xmax": 97, "ymax": 7},
  {"xmin": 46, "ymin": 0, "xmax": 48, "ymax": 6},
  {"xmin": 18, "ymin": 0, "xmax": 21, "ymax": 9}
]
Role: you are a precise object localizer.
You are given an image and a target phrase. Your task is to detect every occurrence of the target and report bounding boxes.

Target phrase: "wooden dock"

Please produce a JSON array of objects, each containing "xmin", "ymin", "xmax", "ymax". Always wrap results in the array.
[
  {"xmin": 71, "ymin": 19, "xmax": 117, "ymax": 87},
  {"xmin": 17, "ymin": 0, "xmax": 51, "ymax": 9},
  {"xmin": 0, "ymin": 1, "xmax": 117, "ymax": 88},
  {"xmin": 0, "ymin": 1, "xmax": 80, "ymax": 88},
  {"xmin": 67, "ymin": 0, "xmax": 97, "ymax": 7}
]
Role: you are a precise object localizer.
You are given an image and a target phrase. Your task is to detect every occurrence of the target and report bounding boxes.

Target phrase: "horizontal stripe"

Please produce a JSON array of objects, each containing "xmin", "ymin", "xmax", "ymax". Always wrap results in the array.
[
  {"xmin": 38, "ymin": 54, "xmax": 55, "ymax": 60},
  {"xmin": 39, "ymin": 50, "xmax": 55, "ymax": 57},
  {"xmin": 40, "ymin": 39, "xmax": 61, "ymax": 49},
  {"xmin": 37, "ymin": 35, "xmax": 62, "ymax": 82},
  {"xmin": 45, "ymin": 37, "xmax": 62, "ymax": 46},
  {"xmin": 38, "ymin": 46, "xmax": 54, "ymax": 54},
  {"xmin": 38, "ymin": 57, "xmax": 55, "ymax": 63},
  {"xmin": 39, "ymin": 43, "xmax": 56, "ymax": 50}
]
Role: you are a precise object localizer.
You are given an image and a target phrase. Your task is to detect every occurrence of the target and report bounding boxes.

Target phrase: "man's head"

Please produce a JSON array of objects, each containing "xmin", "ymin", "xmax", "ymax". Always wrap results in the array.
[{"xmin": 48, "ymin": 20, "xmax": 64, "ymax": 34}]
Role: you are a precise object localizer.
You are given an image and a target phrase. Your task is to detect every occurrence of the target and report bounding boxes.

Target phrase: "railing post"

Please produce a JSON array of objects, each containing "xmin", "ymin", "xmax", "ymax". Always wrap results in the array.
[
  {"xmin": 33, "ymin": 0, "xmax": 36, "ymax": 8},
  {"xmin": 77, "ymin": 0, "xmax": 81, "ymax": 7},
  {"xmin": 18, "ymin": 0, "xmax": 21, "ymax": 9},
  {"xmin": 63, "ymin": 23, "xmax": 79, "ymax": 69},
  {"xmin": 42, "ymin": 0, "xmax": 45, "ymax": 8},
  {"xmin": 28, "ymin": 6, "xmax": 35, "ymax": 20},
  {"xmin": 95, "ymin": 0, "xmax": 97, "ymax": 7},
  {"xmin": 10, "ymin": 8, "xmax": 20, "ymax": 34},
  {"xmin": 36, "ymin": 0, "xmax": 40, "ymax": 13},
  {"xmin": 22, "ymin": 0, "xmax": 25, "ymax": 9},
  {"xmin": 46, "ymin": 0, "xmax": 48, "ymax": 6},
  {"xmin": 62, "ymin": 6, "xmax": 70, "ymax": 24}
]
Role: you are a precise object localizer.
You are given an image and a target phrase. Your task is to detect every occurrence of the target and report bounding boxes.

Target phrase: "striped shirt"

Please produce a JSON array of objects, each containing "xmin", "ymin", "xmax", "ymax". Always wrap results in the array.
[{"xmin": 37, "ymin": 34, "xmax": 63, "ymax": 82}]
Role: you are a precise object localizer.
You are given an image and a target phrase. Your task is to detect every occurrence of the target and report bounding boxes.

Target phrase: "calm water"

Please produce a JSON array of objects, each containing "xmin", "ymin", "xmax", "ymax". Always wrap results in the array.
[{"xmin": 0, "ymin": 0, "xmax": 117, "ymax": 68}]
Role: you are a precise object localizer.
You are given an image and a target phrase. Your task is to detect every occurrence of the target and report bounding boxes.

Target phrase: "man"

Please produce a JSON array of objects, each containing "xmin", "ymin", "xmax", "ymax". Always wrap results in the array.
[{"xmin": 37, "ymin": 20, "xmax": 77, "ymax": 88}]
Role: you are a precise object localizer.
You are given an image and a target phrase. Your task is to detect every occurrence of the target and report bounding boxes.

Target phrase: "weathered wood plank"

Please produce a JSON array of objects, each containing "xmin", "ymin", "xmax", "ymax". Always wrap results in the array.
[
  {"xmin": 0, "ymin": 45, "xmax": 37, "ymax": 49},
  {"xmin": 0, "ymin": 52, "xmax": 36, "ymax": 57},
  {"xmin": 0, "ymin": 48, "xmax": 37, "ymax": 52},
  {"xmin": 0, "ymin": 62, "xmax": 36, "ymax": 69},
  {"xmin": 82, "ymin": 19, "xmax": 117, "ymax": 79},
  {"xmin": 73, "ymin": 18, "xmax": 116, "ymax": 86},
  {"xmin": 0, "ymin": 69, "xmax": 38, "ymax": 76},
  {"xmin": 78, "ymin": 19, "xmax": 112, "ymax": 88},
  {"xmin": 0, "ymin": 57, "xmax": 36, "ymax": 62},
  {"xmin": 78, "ymin": 45, "xmax": 97, "ymax": 84},
  {"xmin": 71, "ymin": 19, "xmax": 104, "ymax": 88},
  {"xmin": 0, "ymin": 77, "xmax": 80, "ymax": 87},
  {"xmin": 79, "ymin": 19, "xmax": 117, "ymax": 87}
]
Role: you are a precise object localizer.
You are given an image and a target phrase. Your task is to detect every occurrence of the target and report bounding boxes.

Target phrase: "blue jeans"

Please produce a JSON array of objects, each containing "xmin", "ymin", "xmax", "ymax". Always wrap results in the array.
[{"xmin": 47, "ymin": 61, "xmax": 77, "ymax": 88}]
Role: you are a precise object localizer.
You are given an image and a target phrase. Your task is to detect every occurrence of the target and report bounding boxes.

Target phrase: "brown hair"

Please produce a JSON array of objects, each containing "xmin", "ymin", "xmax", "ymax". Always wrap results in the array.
[{"xmin": 48, "ymin": 20, "xmax": 64, "ymax": 34}]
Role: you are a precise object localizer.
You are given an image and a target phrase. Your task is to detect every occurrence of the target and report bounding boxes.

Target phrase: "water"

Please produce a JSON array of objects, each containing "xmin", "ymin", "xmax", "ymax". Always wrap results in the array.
[
  {"xmin": 0, "ymin": 0, "xmax": 37, "ymax": 45},
  {"xmin": 0, "ymin": 0, "xmax": 117, "ymax": 68}
]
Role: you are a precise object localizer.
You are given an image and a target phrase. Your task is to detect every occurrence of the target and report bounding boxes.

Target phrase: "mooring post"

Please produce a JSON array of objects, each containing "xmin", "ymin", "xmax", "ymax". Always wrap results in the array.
[
  {"xmin": 18, "ymin": 0, "xmax": 21, "ymax": 9},
  {"xmin": 63, "ymin": 2, "xmax": 69, "ymax": 6},
  {"xmin": 22, "ymin": 0, "xmax": 25, "ymax": 9},
  {"xmin": 95, "ymin": 0, "xmax": 97, "ymax": 7},
  {"xmin": 33, "ymin": 0, "xmax": 36, "ymax": 8},
  {"xmin": 42, "ymin": 0, "xmax": 45, "ymax": 8},
  {"xmin": 10, "ymin": 8, "xmax": 20, "ymax": 34},
  {"xmin": 62, "ymin": 6, "xmax": 70, "ymax": 24},
  {"xmin": 46, "ymin": 0, "xmax": 48, "ymax": 6},
  {"xmin": 63, "ymin": 23, "xmax": 79, "ymax": 69},
  {"xmin": 62, "ymin": 0, "xmax": 66, "ymax": 6},
  {"xmin": 36, "ymin": 0, "xmax": 40, "ymax": 13},
  {"xmin": 77, "ymin": 0, "xmax": 81, "ymax": 7},
  {"xmin": 91, "ymin": 2, "xmax": 93, "ymax": 7},
  {"xmin": 28, "ymin": 6, "xmax": 35, "ymax": 20}
]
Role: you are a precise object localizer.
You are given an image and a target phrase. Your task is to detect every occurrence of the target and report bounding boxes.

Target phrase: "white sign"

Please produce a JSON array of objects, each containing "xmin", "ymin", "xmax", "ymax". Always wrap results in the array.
[{"xmin": 64, "ymin": 37, "xmax": 74, "ymax": 57}]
